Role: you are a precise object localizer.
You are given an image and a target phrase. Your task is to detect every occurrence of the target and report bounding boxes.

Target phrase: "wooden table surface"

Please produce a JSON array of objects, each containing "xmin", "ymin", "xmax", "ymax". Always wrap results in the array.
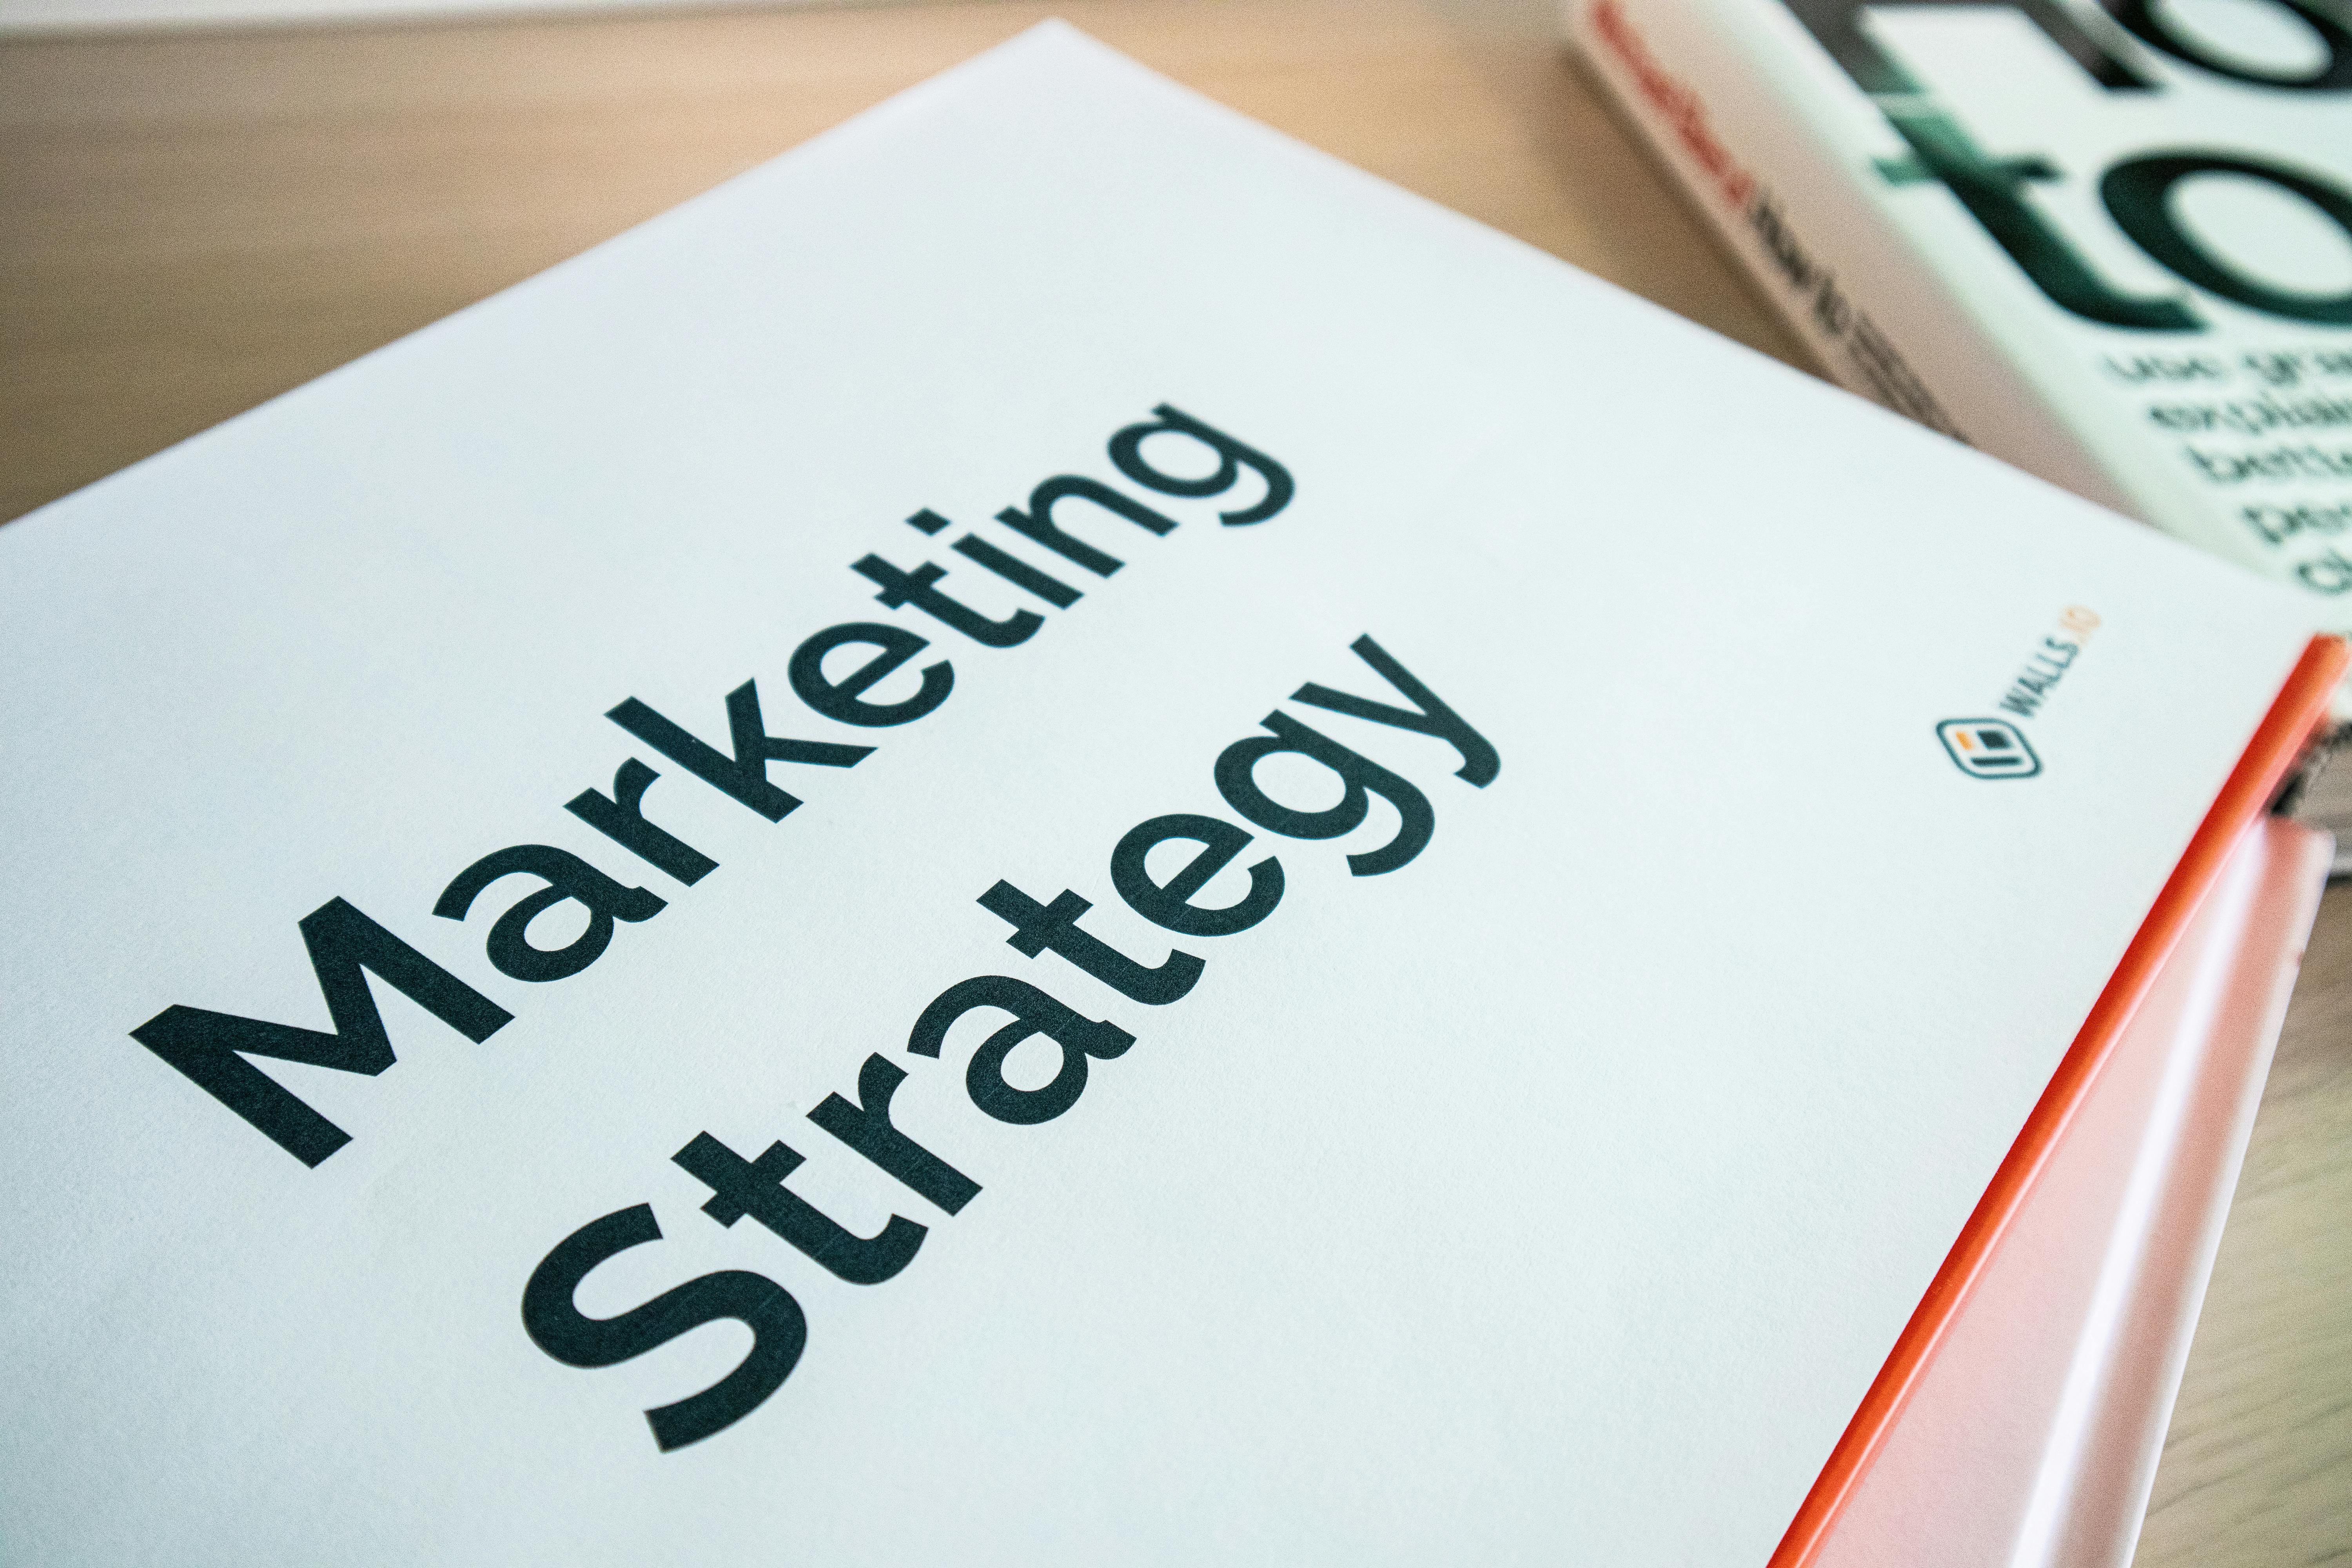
[{"xmin": 2, "ymin": 0, "xmax": 2345, "ymax": 1561}]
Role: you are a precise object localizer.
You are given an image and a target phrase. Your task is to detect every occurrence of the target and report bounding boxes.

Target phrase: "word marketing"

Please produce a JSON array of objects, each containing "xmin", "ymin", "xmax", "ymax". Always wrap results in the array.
[{"xmin": 129, "ymin": 401, "xmax": 1296, "ymax": 1169}]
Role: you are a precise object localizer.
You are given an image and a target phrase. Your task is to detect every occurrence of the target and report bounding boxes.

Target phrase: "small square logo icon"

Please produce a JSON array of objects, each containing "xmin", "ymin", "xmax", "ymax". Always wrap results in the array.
[{"xmin": 1938, "ymin": 718, "xmax": 2040, "ymax": 779}]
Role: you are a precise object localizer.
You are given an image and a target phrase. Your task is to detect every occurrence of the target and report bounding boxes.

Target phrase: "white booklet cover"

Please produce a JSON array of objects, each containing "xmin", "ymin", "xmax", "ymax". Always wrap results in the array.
[{"xmin": 0, "ymin": 24, "xmax": 2336, "ymax": 1567}]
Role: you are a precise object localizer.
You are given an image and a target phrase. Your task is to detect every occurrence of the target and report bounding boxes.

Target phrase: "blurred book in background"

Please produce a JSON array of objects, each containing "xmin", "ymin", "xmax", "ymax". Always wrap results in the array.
[{"xmin": 1570, "ymin": 0, "xmax": 2352, "ymax": 864}]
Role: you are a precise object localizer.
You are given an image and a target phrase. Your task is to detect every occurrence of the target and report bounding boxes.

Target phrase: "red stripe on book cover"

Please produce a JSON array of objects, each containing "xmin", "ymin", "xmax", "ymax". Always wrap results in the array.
[{"xmin": 1772, "ymin": 633, "xmax": 2350, "ymax": 1568}]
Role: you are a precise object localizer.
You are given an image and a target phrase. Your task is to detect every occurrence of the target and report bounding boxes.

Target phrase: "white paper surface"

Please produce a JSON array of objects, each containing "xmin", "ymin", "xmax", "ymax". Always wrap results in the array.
[{"xmin": 0, "ymin": 25, "xmax": 2322, "ymax": 1565}]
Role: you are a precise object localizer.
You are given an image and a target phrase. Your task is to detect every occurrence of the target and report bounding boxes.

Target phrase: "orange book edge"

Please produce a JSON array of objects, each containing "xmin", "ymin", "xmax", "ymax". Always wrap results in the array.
[{"xmin": 1771, "ymin": 632, "xmax": 2350, "ymax": 1568}]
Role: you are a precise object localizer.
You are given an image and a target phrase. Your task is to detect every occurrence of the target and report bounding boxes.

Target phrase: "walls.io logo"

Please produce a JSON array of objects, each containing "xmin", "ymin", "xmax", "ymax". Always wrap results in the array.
[{"xmin": 1938, "ymin": 718, "xmax": 2042, "ymax": 779}]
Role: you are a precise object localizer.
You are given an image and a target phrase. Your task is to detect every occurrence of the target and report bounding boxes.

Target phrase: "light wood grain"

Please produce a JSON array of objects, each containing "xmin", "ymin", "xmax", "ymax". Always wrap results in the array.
[
  {"xmin": 0, "ymin": 2, "xmax": 2343, "ymax": 1563},
  {"xmin": 0, "ymin": 0, "xmax": 1809, "ymax": 520},
  {"xmin": 2138, "ymin": 876, "xmax": 2352, "ymax": 1568}
]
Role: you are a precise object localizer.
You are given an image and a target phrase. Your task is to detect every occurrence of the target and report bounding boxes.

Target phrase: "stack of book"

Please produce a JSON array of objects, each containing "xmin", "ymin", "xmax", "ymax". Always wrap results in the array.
[{"xmin": 0, "ymin": 25, "xmax": 2337, "ymax": 1566}]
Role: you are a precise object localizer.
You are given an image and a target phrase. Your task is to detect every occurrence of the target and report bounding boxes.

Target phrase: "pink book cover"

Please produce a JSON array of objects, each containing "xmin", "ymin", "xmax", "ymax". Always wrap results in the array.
[{"xmin": 1817, "ymin": 817, "xmax": 2332, "ymax": 1568}]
